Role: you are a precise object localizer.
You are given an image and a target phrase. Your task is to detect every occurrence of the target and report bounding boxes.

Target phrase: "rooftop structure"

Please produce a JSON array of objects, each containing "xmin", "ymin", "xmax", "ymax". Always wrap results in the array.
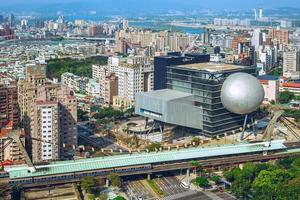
[{"xmin": 180, "ymin": 62, "xmax": 248, "ymax": 72}]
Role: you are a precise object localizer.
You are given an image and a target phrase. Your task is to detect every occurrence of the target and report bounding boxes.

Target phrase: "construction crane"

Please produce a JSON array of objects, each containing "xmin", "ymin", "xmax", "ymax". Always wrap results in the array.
[{"xmin": 2, "ymin": 129, "xmax": 58, "ymax": 173}]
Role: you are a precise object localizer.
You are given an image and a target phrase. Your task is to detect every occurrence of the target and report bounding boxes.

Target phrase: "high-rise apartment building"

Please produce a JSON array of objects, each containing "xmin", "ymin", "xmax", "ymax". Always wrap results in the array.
[
  {"xmin": 115, "ymin": 30, "xmax": 190, "ymax": 53},
  {"xmin": 103, "ymin": 73, "xmax": 118, "ymax": 104},
  {"xmin": 93, "ymin": 56, "xmax": 154, "ymax": 101},
  {"xmin": 283, "ymin": 50, "xmax": 300, "ymax": 72},
  {"xmin": 0, "ymin": 83, "xmax": 19, "ymax": 127},
  {"xmin": 269, "ymin": 29, "xmax": 289, "ymax": 46},
  {"xmin": 251, "ymin": 29, "xmax": 263, "ymax": 51},
  {"xmin": 31, "ymin": 101, "xmax": 59, "ymax": 163},
  {"xmin": 18, "ymin": 65, "xmax": 77, "ymax": 163}
]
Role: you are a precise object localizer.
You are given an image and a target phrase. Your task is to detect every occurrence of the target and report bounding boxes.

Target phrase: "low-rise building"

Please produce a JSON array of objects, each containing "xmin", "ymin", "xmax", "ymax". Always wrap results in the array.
[
  {"xmin": 258, "ymin": 75, "xmax": 279, "ymax": 103},
  {"xmin": 280, "ymin": 82, "xmax": 300, "ymax": 96},
  {"xmin": 113, "ymin": 96, "xmax": 134, "ymax": 110}
]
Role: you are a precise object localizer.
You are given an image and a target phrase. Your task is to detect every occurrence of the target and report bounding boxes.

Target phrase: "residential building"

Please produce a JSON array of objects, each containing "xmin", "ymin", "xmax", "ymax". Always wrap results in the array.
[
  {"xmin": 113, "ymin": 96, "xmax": 134, "ymax": 110},
  {"xmin": 0, "ymin": 83, "xmax": 19, "ymax": 127},
  {"xmin": 269, "ymin": 29, "xmax": 289, "ymax": 46},
  {"xmin": 103, "ymin": 73, "xmax": 118, "ymax": 104},
  {"xmin": 61, "ymin": 72, "xmax": 90, "ymax": 94},
  {"xmin": 31, "ymin": 101, "xmax": 59, "ymax": 163},
  {"xmin": 93, "ymin": 55, "xmax": 154, "ymax": 101},
  {"xmin": 283, "ymin": 50, "xmax": 300, "ymax": 72},
  {"xmin": 18, "ymin": 65, "xmax": 77, "ymax": 163},
  {"xmin": 86, "ymin": 79, "xmax": 100, "ymax": 97}
]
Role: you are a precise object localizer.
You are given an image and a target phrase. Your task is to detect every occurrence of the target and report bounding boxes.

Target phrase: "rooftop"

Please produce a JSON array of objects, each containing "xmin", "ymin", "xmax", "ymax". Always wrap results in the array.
[
  {"xmin": 258, "ymin": 75, "xmax": 279, "ymax": 81},
  {"xmin": 6, "ymin": 140, "xmax": 286, "ymax": 179},
  {"xmin": 177, "ymin": 62, "xmax": 250, "ymax": 73},
  {"xmin": 138, "ymin": 89, "xmax": 193, "ymax": 101},
  {"xmin": 282, "ymin": 82, "xmax": 300, "ymax": 88}
]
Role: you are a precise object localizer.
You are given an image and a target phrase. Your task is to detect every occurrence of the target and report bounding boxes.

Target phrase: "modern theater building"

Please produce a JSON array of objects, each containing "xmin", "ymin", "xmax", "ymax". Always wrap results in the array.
[{"xmin": 135, "ymin": 62, "xmax": 257, "ymax": 137}]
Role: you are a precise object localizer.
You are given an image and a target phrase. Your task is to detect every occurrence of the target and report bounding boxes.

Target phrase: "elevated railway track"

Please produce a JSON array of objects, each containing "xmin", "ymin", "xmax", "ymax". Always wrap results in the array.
[{"xmin": 1, "ymin": 141, "xmax": 300, "ymax": 187}]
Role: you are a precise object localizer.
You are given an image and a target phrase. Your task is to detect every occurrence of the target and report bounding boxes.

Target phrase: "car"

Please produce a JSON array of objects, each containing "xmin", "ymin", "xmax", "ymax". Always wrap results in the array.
[{"xmin": 138, "ymin": 196, "xmax": 143, "ymax": 200}]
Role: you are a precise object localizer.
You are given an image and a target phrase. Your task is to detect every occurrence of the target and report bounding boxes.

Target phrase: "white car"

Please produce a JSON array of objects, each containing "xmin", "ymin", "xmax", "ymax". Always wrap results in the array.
[{"xmin": 180, "ymin": 181, "xmax": 190, "ymax": 189}]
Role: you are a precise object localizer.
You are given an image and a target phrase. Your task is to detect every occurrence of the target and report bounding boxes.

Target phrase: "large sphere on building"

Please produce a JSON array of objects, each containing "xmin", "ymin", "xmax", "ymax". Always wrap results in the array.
[{"xmin": 221, "ymin": 73, "xmax": 265, "ymax": 115}]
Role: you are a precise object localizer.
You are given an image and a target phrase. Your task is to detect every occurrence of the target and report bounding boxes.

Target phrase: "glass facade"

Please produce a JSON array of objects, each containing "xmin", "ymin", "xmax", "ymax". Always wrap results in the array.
[{"xmin": 166, "ymin": 65, "xmax": 257, "ymax": 136}]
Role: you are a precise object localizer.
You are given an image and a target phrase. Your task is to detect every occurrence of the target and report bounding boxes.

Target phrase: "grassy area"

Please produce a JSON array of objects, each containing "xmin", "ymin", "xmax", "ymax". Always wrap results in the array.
[
  {"xmin": 46, "ymin": 56, "xmax": 107, "ymax": 79},
  {"xmin": 146, "ymin": 180, "xmax": 164, "ymax": 197}
]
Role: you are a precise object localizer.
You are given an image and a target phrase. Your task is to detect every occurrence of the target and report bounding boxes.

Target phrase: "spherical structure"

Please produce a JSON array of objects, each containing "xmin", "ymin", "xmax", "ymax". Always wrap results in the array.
[{"xmin": 221, "ymin": 73, "xmax": 265, "ymax": 115}]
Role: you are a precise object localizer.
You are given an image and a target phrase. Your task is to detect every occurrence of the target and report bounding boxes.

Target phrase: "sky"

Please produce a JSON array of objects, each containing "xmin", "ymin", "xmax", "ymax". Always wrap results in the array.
[
  {"xmin": 1, "ymin": 0, "xmax": 300, "ymax": 8},
  {"xmin": 1, "ymin": 0, "xmax": 300, "ymax": 15}
]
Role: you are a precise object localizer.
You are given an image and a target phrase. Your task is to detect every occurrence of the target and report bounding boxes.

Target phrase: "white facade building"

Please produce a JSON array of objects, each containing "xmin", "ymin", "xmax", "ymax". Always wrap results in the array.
[
  {"xmin": 283, "ymin": 50, "xmax": 300, "ymax": 73},
  {"xmin": 92, "ymin": 56, "xmax": 154, "ymax": 101}
]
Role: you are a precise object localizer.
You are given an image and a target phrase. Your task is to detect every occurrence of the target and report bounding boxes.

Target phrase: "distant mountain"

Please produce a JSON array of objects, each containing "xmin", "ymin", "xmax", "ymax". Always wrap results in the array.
[{"xmin": 1, "ymin": 0, "xmax": 300, "ymax": 17}]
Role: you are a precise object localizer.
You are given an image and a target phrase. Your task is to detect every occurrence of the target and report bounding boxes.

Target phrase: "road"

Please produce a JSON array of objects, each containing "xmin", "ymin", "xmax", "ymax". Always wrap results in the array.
[
  {"xmin": 77, "ymin": 125, "xmax": 127, "ymax": 151},
  {"xmin": 153, "ymin": 174, "xmax": 188, "ymax": 196},
  {"xmin": 126, "ymin": 179, "xmax": 156, "ymax": 200}
]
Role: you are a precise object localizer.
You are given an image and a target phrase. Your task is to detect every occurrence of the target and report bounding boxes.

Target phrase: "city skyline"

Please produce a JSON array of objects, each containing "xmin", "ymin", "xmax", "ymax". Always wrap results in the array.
[{"xmin": 1, "ymin": 0, "xmax": 300, "ymax": 14}]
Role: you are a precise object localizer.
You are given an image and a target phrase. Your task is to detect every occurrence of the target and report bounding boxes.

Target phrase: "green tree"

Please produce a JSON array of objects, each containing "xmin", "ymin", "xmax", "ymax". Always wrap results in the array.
[
  {"xmin": 88, "ymin": 194, "xmax": 96, "ymax": 200},
  {"xmin": 252, "ymin": 169, "xmax": 292, "ymax": 200},
  {"xmin": 278, "ymin": 91, "xmax": 295, "ymax": 104},
  {"xmin": 283, "ymin": 177, "xmax": 300, "ymax": 200},
  {"xmin": 99, "ymin": 193, "xmax": 108, "ymax": 200},
  {"xmin": 46, "ymin": 56, "xmax": 108, "ymax": 79},
  {"xmin": 191, "ymin": 137, "xmax": 200, "ymax": 146},
  {"xmin": 277, "ymin": 157, "xmax": 295, "ymax": 169},
  {"xmin": 107, "ymin": 173, "xmax": 121, "ymax": 188},
  {"xmin": 291, "ymin": 157, "xmax": 300, "ymax": 168},
  {"xmin": 113, "ymin": 196, "xmax": 126, "ymax": 200},
  {"xmin": 211, "ymin": 176, "xmax": 221, "ymax": 184},
  {"xmin": 195, "ymin": 176, "xmax": 209, "ymax": 188},
  {"xmin": 224, "ymin": 167, "xmax": 241, "ymax": 182},
  {"xmin": 231, "ymin": 177, "xmax": 252, "ymax": 199},
  {"xmin": 293, "ymin": 111, "xmax": 300, "ymax": 128},
  {"xmin": 146, "ymin": 143, "xmax": 162, "ymax": 152},
  {"xmin": 191, "ymin": 161, "xmax": 203, "ymax": 176},
  {"xmin": 81, "ymin": 177, "xmax": 97, "ymax": 193},
  {"xmin": 241, "ymin": 163, "xmax": 256, "ymax": 182}
]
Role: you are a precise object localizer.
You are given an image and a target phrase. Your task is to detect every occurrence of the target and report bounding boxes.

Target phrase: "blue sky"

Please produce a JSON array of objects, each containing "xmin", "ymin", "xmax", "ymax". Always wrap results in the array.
[{"xmin": 1, "ymin": 0, "xmax": 300, "ymax": 9}]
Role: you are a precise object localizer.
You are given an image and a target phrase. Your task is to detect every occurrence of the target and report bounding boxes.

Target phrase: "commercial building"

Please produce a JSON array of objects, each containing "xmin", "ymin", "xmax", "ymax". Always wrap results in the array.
[
  {"xmin": 18, "ymin": 65, "xmax": 77, "ymax": 163},
  {"xmin": 136, "ymin": 62, "xmax": 257, "ymax": 137},
  {"xmin": 154, "ymin": 52, "xmax": 210, "ymax": 90}
]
